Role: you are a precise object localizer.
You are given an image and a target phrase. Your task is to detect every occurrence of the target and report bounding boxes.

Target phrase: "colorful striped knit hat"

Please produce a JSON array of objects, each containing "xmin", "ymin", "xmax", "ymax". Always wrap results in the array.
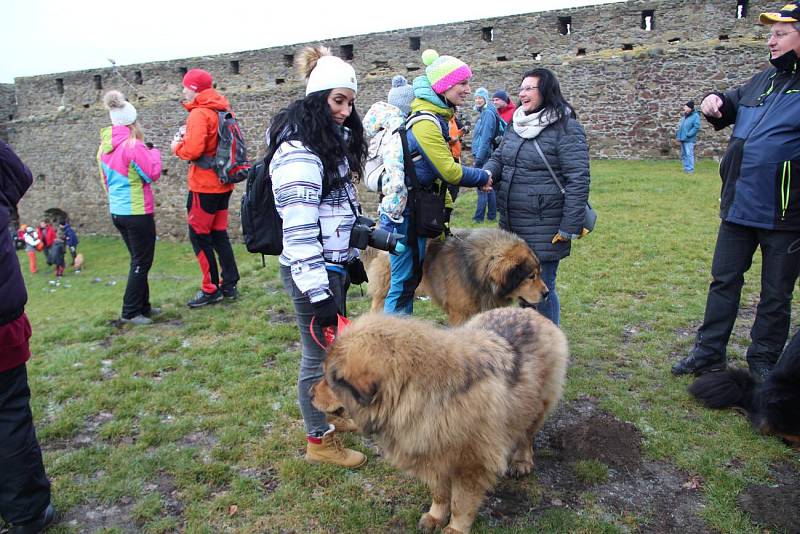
[{"xmin": 422, "ymin": 49, "xmax": 472, "ymax": 94}]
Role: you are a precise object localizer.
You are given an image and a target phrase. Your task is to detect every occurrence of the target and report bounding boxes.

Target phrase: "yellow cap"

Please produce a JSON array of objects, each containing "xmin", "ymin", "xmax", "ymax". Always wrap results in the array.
[{"xmin": 760, "ymin": 3, "xmax": 800, "ymax": 24}]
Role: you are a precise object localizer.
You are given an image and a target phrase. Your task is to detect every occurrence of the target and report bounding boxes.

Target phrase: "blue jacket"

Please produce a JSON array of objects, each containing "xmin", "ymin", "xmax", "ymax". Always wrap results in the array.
[
  {"xmin": 472, "ymin": 103, "xmax": 501, "ymax": 167},
  {"xmin": 63, "ymin": 223, "xmax": 78, "ymax": 247},
  {"xmin": 676, "ymin": 111, "xmax": 700, "ymax": 142},
  {"xmin": 708, "ymin": 62, "xmax": 800, "ymax": 231}
]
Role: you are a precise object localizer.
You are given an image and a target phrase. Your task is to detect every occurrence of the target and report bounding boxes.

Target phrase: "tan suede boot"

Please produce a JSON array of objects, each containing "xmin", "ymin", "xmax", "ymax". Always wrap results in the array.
[
  {"xmin": 326, "ymin": 414, "xmax": 358, "ymax": 432},
  {"xmin": 305, "ymin": 428, "xmax": 367, "ymax": 468}
]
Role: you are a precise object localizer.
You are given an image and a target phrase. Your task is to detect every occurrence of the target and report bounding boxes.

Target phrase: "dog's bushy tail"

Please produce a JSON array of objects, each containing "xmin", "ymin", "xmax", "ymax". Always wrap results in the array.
[{"xmin": 688, "ymin": 368, "xmax": 756, "ymax": 411}]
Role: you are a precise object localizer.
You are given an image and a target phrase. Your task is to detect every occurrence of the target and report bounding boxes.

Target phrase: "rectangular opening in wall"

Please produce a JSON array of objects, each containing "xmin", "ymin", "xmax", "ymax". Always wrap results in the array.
[
  {"xmin": 284, "ymin": 54, "xmax": 294, "ymax": 67},
  {"xmin": 229, "ymin": 60, "xmax": 240, "ymax": 74},
  {"xmin": 533, "ymin": 51, "xmax": 542, "ymax": 61},
  {"xmin": 409, "ymin": 36, "xmax": 421, "ymax": 50},
  {"xmin": 576, "ymin": 48, "xmax": 586, "ymax": 56},
  {"xmin": 558, "ymin": 16, "xmax": 572, "ymax": 35},
  {"xmin": 496, "ymin": 55, "xmax": 508, "ymax": 61},
  {"xmin": 340, "ymin": 44, "xmax": 354, "ymax": 60},
  {"xmin": 719, "ymin": 34, "xmax": 729, "ymax": 40},
  {"xmin": 55, "ymin": 78, "xmax": 64, "ymax": 95},
  {"xmin": 737, "ymin": 0, "xmax": 748, "ymax": 18},
  {"xmin": 275, "ymin": 78, "xmax": 285, "ymax": 85},
  {"xmin": 93, "ymin": 74, "xmax": 102, "ymax": 90},
  {"xmin": 179, "ymin": 66, "xmax": 188, "ymax": 75},
  {"xmin": 134, "ymin": 70, "xmax": 143, "ymax": 84},
  {"xmin": 668, "ymin": 37, "xmax": 681, "ymax": 43},
  {"xmin": 622, "ymin": 43, "xmax": 634, "ymax": 50},
  {"xmin": 482, "ymin": 27, "xmax": 494, "ymax": 42},
  {"xmin": 641, "ymin": 10, "xmax": 654, "ymax": 31}
]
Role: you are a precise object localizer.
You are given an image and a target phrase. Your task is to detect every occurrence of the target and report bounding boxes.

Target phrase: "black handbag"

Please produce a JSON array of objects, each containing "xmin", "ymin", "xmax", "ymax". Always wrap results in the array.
[{"xmin": 532, "ymin": 139, "xmax": 596, "ymax": 233}]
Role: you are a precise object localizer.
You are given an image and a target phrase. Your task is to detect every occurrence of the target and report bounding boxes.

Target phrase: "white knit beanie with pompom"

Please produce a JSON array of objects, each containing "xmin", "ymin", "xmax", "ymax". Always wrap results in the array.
[
  {"xmin": 103, "ymin": 90, "xmax": 137, "ymax": 126},
  {"xmin": 296, "ymin": 46, "xmax": 357, "ymax": 96}
]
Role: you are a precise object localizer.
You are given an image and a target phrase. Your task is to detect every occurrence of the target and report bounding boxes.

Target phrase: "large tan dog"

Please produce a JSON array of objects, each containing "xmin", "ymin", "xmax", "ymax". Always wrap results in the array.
[
  {"xmin": 311, "ymin": 308, "xmax": 568, "ymax": 534},
  {"xmin": 364, "ymin": 227, "xmax": 549, "ymax": 325}
]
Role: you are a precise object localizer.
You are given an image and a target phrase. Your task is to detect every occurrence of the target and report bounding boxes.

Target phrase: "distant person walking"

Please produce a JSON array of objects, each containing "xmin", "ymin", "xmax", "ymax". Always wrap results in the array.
[
  {"xmin": 0, "ymin": 140, "xmax": 56, "ymax": 533},
  {"xmin": 671, "ymin": 3, "xmax": 800, "ymax": 380},
  {"xmin": 676, "ymin": 100, "xmax": 700, "ymax": 173},
  {"xmin": 171, "ymin": 69, "xmax": 240, "ymax": 308},
  {"xmin": 98, "ymin": 90, "xmax": 162, "ymax": 325}
]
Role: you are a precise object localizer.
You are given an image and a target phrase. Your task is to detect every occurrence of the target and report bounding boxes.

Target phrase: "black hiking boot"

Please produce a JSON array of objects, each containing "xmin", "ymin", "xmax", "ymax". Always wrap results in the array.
[
  {"xmin": 187, "ymin": 289, "xmax": 223, "ymax": 308},
  {"xmin": 10, "ymin": 503, "xmax": 56, "ymax": 533},
  {"xmin": 222, "ymin": 285, "xmax": 238, "ymax": 300},
  {"xmin": 671, "ymin": 351, "xmax": 726, "ymax": 376},
  {"xmin": 747, "ymin": 357, "xmax": 775, "ymax": 383}
]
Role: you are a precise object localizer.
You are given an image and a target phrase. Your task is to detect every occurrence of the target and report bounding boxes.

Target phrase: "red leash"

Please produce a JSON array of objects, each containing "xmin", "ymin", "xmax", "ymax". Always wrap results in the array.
[{"xmin": 309, "ymin": 314, "xmax": 351, "ymax": 350}]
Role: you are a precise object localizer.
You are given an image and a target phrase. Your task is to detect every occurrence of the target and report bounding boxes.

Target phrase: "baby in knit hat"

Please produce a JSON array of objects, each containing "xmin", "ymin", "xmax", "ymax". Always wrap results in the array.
[
  {"xmin": 362, "ymin": 75, "xmax": 416, "ymax": 221},
  {"xmin": 387, "ymin": 75, "xmax": 415, "ymax": 117}
]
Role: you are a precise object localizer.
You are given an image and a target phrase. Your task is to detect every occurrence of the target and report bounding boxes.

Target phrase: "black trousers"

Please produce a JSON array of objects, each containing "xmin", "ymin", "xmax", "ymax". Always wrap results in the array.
[
  {"xmin": 112, "ymin": 214, "xmax": 156, "ymax": 319},
  {"xmin": 0, "ymin": 364, "xmax": 50, "ymax": 525},
  {"xmin": 694, "ymin": 221, "xmax": 800, "ymax": 365}
]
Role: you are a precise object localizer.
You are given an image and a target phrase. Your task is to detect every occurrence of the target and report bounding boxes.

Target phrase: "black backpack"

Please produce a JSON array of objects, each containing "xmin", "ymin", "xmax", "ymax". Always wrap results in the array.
[
  {"xmin": 240, "ymin": 158, "xmax": 283, "ymax": 256},
  {"xmin": 195, "ymin": 111, "xmax": 251, "ymax": 184}
]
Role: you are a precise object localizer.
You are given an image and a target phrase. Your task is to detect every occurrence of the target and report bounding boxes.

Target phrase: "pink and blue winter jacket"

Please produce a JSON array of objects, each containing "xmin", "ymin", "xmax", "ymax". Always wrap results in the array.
[{"xmin": 97, "ymin": 126, "xmax": 162, "ymax": 215}]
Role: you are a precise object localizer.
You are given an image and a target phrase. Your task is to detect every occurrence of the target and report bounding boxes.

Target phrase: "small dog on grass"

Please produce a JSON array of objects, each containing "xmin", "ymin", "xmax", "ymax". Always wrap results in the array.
[{"xmin": 688, "ymin": 332, "xmax": 800, "ymax": 447}]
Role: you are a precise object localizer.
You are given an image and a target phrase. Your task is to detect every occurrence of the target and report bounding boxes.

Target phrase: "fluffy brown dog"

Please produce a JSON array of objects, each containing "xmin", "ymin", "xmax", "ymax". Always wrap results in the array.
[
  {"xmin": 311, "ymin": 308, "xmax": 568, "ymax": 534},
  {"xmin": 365, "ymin": 227, "xmax": 549, "ymax": 325}
]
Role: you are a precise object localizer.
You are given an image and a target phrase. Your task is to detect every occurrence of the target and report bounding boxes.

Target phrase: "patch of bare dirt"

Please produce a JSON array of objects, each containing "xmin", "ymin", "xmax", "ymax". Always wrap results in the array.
[
  {"xmin": 59, "ymin": 499, "xmax": 137, "ymax": 533},
  {"xmin": 738, "ymin": 462, "xmax": 800, "ymax": 533},
  {"xmin": 479, "ymin": 397, "xmax": 712, "ymax": 532}
]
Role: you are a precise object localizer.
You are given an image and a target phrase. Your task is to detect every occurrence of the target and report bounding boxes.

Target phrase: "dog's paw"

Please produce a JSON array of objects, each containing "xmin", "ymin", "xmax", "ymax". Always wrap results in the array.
[
  {"xmin": 442, "ymin": 526, "xmax": 466, "ymax": 534},
  {"xmin": 507, "ymin": 459, "xmax": 534, "ymax": 478},
  {"xmin": 419, "ymin": 513, "xmax": 446, "ymax": 532}
]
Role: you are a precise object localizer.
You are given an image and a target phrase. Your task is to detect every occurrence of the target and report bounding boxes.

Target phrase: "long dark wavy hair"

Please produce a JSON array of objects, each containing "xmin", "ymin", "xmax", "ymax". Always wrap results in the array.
[
  {"xmin": 265, "ymin": 89, "xmax": 367, "ymax": 193},
  {"xmin": 520, "ymin": 68, "xmax": 577, "ymax": 125}
]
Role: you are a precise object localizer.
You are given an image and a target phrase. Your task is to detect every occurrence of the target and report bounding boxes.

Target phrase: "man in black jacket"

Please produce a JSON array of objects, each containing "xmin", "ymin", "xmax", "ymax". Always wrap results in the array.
[
  {"xmin": 672, "ymin": 4, "xmax": 800, "ymax": 380},
  {"xmin": 0, "ymin": 141, "xmax": 55, "ymax": 533}
]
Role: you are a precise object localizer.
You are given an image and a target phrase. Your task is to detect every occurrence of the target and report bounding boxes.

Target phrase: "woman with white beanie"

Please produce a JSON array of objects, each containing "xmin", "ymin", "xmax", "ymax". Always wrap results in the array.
[
  {"xmin": 97, "ymin": 90, "xmax": 162, "ymax": 325},
  {"xmin": 266, "ymin": 46, "xmax": 368, "ymax": 469}
]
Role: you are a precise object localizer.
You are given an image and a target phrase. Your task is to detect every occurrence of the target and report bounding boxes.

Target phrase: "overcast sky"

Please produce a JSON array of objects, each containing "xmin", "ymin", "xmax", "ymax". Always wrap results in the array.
[{"xmin": 2, "ymin": 0, "xmax": 622, "ymax": 83}]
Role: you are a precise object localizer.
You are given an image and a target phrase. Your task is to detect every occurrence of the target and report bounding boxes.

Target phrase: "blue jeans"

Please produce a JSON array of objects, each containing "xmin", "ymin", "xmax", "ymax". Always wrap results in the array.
[
  {"xmin": 473, "ymin": 190, "xmax": 496, "ymax": 222},
  {"xmin": 693, "ymin": 221, "xmax": 800, "ymax": 366},
  {"xmin": 385, "ymin": 210, "xmax": 427, "ymax": 315},
  {"xmin": 680, "ymin": 141, "xmax": 695, "ymax": 173},
  {"xmin": 538, "ymin": 260, "xmax": 560, "ymax": 326},
  {"xmin": 280, "ymin": 265, "xmax": 348, "ymax": 436}
]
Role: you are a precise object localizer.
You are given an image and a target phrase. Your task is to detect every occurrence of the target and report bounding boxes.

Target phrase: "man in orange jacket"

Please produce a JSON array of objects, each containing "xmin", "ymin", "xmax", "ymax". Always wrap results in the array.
[{"xmin": 171, "ymin": 69, "xmax": 240, "ymax": 308}]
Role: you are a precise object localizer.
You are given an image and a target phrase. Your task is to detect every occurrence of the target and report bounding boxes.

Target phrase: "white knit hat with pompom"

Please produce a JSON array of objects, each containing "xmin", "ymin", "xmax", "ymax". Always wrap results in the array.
[
  {"xmin": 296, "ymin": 46, "xmax": 357, "ymax": 96},
  {"xmin": 103, "ymin": 90, "xmax": 137, "ymax": 126}
]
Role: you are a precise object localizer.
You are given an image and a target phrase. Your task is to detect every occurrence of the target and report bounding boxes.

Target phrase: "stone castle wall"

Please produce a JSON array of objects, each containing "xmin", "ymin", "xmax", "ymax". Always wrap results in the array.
[{"xmin": 1, "ymin": 0, "xmax": 776, "ymax": 238}]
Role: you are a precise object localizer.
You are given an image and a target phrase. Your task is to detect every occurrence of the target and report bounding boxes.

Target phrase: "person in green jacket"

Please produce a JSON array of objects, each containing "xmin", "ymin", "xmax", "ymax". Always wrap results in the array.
[{"xmin": 382, "ymin": 49, "xmax": 492, "ymax": 315}]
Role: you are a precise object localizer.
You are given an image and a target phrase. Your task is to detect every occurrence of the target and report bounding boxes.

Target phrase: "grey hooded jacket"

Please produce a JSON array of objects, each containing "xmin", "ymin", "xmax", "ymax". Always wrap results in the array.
[{"xmin": 484, "ymin": 115, "xmax": 590, "ymax": 262}]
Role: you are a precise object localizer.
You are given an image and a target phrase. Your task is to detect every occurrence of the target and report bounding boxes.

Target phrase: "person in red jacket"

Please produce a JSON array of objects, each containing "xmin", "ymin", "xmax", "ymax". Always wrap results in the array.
[
  {"xmin": 492, "ymin": 90, "xmax": 516, "ymax": 124},
  {"xmin": 171, "ymin": 69, "xmax": 240, "ymax": 308},
  {"xmin": 37, "ymin": 221, "xmax": 55, "ymax": 268},
  {"xmin": 0, "ymin": 141, "xmax": 55, "ymax": 532}
]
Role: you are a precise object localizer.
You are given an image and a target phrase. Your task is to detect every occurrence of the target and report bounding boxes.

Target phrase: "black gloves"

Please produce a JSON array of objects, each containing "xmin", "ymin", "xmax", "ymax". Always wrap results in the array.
[{"xmin": 312, "ymin": 296, "xmax": 339, "ymax": 328}]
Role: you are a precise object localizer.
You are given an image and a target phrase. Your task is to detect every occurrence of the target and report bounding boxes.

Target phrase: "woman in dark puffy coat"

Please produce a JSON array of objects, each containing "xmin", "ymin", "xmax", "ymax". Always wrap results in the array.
[{"xmin": 484, "ymin": 68, "xmax": 590, "ymax": 326}]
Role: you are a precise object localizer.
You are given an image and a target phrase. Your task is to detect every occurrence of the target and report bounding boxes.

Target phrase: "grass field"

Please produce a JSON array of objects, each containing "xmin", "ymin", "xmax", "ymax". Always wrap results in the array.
[{"xmin": 13, "ymin": 159, "xmax": 800, "ymax": 533}]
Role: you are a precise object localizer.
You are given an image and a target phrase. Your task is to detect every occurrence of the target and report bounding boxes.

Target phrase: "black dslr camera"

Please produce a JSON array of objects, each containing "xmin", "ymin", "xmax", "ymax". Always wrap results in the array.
[{"xmin": 349, "ymin": 215, "xmax": 403, "ymax": 253}]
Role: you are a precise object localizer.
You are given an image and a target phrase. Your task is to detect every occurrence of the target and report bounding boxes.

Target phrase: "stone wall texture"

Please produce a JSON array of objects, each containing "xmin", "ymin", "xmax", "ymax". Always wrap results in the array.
[{"xmin": 0, "ymin": 0, "xmax": 778, "ymax": 238}]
